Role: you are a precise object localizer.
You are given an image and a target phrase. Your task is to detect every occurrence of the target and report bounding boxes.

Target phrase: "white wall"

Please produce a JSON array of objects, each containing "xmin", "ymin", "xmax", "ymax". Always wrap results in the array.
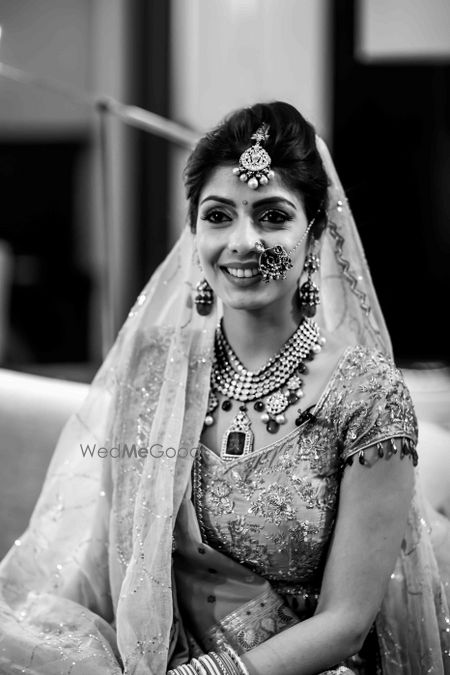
[
  {"xmin": 171, "ymin": 0, "xmax": 330, "ymax": 134},
  {"xmin": 0, "ymin": 0, "xmax": 92, "ymax": 133},
  {"xmin": 358, "ymin": 0, "xmax": 450, "ymax": 61},
  {"xmin": 169, "ymin": 0, "xmax": 331, "ymax": 241}
]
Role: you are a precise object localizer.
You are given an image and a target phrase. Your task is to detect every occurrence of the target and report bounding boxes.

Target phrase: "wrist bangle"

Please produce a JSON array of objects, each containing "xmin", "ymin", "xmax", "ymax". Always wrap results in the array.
[
  {"xmin": 190, "ymin": 657, "xmax": 209, "ymax": 675},
  {"xmin": 219, "ymin": 651, "xmax": 241, "ymax": 675},
  {"xmin": 168, "ymin": 665, "xmax": 197, "ymax": 675},
  {"xmin": 220, "ymin": 644, "xmax": 250, "ymax": 675},
  {"xmin": 198, "ymin": 654, "xmax": 221, "ymax": 675},
  {"xmin": 210, "ymin": 651, "xmax": 236, "ymax": 675},
  {"xmin": 210, "ymin": 653, "xmax": 225, "ymax": 675},
  {"xmin": 180, "ymin": 665, "xmax": 197, "ymax": 675}
]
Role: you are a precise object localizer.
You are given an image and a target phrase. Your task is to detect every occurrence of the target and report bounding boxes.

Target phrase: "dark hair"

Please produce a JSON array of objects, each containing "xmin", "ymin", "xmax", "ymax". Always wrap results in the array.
[{"xmin": 184, "ymin": 101, "xmax": 328, "ymax": 235}]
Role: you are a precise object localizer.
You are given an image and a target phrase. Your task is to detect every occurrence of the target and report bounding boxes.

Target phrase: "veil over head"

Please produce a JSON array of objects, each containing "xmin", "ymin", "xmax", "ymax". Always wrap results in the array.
[{"xmin": 0, "ymin": 136, "xmax": 447, "ymax": 675}]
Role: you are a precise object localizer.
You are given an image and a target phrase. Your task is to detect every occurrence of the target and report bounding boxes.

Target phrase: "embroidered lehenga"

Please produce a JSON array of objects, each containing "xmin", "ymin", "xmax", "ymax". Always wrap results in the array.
[{"xmin": 0, "ymin": 139, "xmax": 448, "ymax": 674}]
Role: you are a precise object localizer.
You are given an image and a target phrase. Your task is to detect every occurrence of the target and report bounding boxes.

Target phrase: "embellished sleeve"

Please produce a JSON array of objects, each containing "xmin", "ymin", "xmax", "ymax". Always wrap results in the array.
[{"xmin": 335, "ymin": 346, "xmax": 418, "ymax": 468}]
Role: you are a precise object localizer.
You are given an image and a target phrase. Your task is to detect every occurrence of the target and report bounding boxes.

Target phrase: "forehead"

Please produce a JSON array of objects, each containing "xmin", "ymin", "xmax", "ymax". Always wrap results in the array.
[{"xmin": 199, "ymin": 165, "xmax": 303, "ymax": 207}]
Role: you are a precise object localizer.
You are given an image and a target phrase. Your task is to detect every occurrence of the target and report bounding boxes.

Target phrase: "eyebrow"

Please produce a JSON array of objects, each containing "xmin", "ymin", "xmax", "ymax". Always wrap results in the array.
[{"xmin": 199, "ymin": 195, "xmax": 297, "ymax": 209}]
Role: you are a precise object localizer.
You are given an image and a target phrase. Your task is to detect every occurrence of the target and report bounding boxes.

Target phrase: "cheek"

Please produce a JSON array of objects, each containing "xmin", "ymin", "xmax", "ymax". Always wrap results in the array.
[
  {"xmin": 195, "ymin": 233, "xmax": 220, "ymax": 269},
  {"xmin": 196, "ymin": 219, "xmax": 229, "ymax": 253}
]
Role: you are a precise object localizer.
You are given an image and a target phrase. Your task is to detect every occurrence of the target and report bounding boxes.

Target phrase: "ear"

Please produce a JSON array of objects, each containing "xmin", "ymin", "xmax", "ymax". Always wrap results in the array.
[
  {"xmin": 307, "ymin": 231, "xmax": 323, "ymax": 256},
  {"xmin": 306, "ymin": 198, "xmax": 327, "ymax": 244}
]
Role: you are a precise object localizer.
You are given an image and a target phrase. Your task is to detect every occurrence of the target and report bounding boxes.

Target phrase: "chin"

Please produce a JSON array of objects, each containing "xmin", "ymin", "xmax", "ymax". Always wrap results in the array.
[
  {"xmin": 221, "ymin": 292, "xmax": 274, "ymax": 312},
  {"xmin": 226, "ymin": 301, "xmax": 265, "ymax": 312}
]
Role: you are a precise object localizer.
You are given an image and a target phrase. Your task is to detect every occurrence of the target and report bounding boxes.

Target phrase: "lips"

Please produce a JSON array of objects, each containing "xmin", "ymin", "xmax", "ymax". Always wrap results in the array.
[{"xmin": 224, "ymin": 266, "xmax": 260, "ymax": 278}]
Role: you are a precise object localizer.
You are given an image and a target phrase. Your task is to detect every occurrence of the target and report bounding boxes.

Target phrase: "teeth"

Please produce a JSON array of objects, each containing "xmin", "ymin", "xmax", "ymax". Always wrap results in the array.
[{"xmin": 226, "ymin": 267, "xmax": 259, "ymax": 278}]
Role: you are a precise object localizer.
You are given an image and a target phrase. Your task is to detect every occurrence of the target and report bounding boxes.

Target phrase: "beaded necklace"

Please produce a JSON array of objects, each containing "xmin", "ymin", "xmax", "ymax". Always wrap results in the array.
[{"xmin": 204, "ymin": 318, "xmax": 325, "ymax": 460}]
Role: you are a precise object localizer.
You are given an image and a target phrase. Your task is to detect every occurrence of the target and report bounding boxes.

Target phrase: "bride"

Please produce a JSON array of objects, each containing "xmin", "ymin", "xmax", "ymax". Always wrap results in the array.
[{"xmin": 0, "ymin": 101, "xmax": 448, "ymax": 674}]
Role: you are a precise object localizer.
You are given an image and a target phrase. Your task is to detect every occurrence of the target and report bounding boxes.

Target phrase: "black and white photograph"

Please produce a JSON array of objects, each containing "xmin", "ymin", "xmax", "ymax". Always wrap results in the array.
[{"xmin": 0, "ymin": 1, "xmax": 449, "ymax": 673}]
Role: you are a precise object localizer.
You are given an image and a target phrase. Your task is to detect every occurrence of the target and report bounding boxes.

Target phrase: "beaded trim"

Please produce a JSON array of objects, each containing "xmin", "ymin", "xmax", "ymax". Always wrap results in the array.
[{"xmin": 342, "ymin": 436, "xmax": 418, "ymax": 469}]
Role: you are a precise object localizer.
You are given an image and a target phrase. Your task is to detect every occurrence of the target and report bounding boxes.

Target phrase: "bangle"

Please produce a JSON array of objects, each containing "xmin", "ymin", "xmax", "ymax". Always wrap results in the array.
[
  {"xmin": 210, "ymin": 651, "xmax": 236, "ymax": 675},
  {"xmin": 219, "ymin": 651, "xmax": 241, "ymax": 675},
  {"xmin": 180, "ymin": 665, "xmax": 197, "ymax": 675},
  {"xmin": 190, "ymin": 658, "xmax": 209, "ymax": 675},
  {"xmin": 167, "ymin": 648, "xmax": 246, "ymax": 675},
  {"xmin": 168, "ymin": 665, "xmax": 197, "ymax": 675},
  {"xmin": 198, "ymin": 654, "xmax": 221, "ymax": 675},
  {"xmin": 220, "ymin": 644, "xmax": 250, "ymax": 675}
]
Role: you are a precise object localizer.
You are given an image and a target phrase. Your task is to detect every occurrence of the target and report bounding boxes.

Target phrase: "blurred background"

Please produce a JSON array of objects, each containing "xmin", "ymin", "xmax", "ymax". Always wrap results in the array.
[{"xmin": 0, "ymin": 0, "xmax": 449, "ymax": 381}]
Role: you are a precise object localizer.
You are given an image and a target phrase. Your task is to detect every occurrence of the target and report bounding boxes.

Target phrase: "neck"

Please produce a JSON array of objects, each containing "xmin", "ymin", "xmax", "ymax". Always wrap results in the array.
[{"xmin": 221, "ymin": 299, "xmax": 303, "ymax": 371}]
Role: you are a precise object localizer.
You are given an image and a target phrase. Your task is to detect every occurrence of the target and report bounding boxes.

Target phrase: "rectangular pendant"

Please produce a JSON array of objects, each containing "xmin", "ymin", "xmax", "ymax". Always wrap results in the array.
[{"xmin": 220, "ymin": 410, "xmax": 254, "ymax": 461}]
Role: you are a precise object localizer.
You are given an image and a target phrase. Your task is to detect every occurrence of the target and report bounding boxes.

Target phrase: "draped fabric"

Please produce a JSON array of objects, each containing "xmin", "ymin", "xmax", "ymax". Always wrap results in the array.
[{"xmin": 0, "ymin": 138, "xmax": 448, "ymax": 674}]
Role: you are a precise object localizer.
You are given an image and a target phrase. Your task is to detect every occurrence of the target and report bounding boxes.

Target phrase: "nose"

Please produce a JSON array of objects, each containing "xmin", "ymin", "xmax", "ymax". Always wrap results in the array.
[{"xmin": 227, "ymin": 215, "xmax": 259, "ymax": 256}]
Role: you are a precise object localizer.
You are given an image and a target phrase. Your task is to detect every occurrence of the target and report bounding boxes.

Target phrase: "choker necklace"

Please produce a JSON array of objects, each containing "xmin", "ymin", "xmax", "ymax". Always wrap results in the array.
[{"xmin": 205, "ymin": 318, "xmax": 325, "ymax": 461}]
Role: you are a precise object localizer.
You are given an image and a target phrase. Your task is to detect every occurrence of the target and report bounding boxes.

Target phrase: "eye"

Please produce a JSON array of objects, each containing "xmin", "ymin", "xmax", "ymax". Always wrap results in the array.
[
  {"xmin": 200, "ymin": 209, "xmax": 231, "ymax": 224},
  {"xmin": 259, "ymin": 209, "xmax": 292, "ymax": 225}
]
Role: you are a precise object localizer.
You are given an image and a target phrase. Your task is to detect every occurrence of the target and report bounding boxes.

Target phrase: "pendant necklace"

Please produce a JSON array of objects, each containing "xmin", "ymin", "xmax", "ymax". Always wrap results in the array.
[{"xmin": 204, "ymin": 317, "xmax": 325, "ymax": 461}]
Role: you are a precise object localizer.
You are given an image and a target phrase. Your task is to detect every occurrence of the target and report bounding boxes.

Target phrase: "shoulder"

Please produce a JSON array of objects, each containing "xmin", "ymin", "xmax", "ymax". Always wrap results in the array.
[
  {"xmin": 335, "ymin": 344, "xmax": 415, "ymax": 411},
  {"xmin": 329, "ymin": 344, "xmax": 418, "ymax": 457},
  {"xmin": 338, "ymin": 344, "xmax": 398, "ymax": 381},
  {"xmin": 331, "ymin": 344, "xmax": 413, "ymax": 404}
]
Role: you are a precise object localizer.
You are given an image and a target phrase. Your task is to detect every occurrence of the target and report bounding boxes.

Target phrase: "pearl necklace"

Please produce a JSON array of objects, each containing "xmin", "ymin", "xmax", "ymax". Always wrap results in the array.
[{"xmin": 205, "ymin": 318, "xmax": 325, "ymax": 460}]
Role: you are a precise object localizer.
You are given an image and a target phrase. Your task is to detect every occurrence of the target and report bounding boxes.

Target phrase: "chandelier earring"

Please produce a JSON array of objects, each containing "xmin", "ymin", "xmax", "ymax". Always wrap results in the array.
[
  {"xmin": 299, "ymin": 251, "xmax": 321, "ymax": 317},
  {"xmin": 194, "ymin": 278, "xmax": 214, "ymax": 316}
]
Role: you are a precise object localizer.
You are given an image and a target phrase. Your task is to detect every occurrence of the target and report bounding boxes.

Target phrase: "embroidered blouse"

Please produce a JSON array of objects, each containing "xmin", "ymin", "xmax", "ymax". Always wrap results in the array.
[{"xmin": 192, "ymin": 345, "xmax": 418, "ymax": 619}]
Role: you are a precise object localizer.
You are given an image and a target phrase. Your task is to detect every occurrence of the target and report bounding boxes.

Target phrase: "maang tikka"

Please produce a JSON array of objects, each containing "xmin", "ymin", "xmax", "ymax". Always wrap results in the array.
[{"xmin": 232, "ymin": 123, "xmax": 274, "ymax": 190}]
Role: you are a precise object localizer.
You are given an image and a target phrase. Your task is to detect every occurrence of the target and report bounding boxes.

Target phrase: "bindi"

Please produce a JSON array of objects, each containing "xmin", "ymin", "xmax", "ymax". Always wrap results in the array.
[{"xmin": 242, "ymin": 200, "xmax": 248, "ymax": 206}]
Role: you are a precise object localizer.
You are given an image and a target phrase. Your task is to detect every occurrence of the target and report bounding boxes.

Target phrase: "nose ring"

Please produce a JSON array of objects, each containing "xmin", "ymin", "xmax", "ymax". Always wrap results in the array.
[{"xmin": 254, "ymin": 240, "xmax": 293, "ymax": 283}]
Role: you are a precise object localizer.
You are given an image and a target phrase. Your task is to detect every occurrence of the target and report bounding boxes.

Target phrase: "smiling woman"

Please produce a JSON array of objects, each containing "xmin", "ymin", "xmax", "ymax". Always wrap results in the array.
[
  {"xmin": 0, "ymin": 102, "xmax": 449, "ymax": 675},
  {"xmin": 197, "ymin": 170, "xmax": 309, "ymax": 314}
]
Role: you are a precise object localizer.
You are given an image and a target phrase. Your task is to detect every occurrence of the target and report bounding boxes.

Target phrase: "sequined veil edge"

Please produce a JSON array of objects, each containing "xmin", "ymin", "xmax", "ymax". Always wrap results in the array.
[
  {"xmin": 0, "ymin": 136, "xmax": 447, "ymax": 675},
  {"xmin": 0, "ymin": 228, "xmax": 219, "ymax": 674},
  {"xmin": 375, "ymin": 480, "xmax": 450, "ymax": 673}
]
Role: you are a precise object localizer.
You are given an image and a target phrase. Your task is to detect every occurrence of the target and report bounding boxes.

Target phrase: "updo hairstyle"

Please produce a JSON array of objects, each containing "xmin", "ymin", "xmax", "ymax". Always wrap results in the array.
[{"xmin": 184, "ymin": 101, "xmax": 329, "ymax": 236}]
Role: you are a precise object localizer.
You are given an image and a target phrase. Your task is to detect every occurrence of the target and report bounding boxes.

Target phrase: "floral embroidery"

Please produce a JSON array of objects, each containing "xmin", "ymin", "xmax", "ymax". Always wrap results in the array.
[
  {"xmin": 249, "ymin": 485, "xmax": 297, "ymax": 525},
  {"xmin": 203, "ymin": 479, "xmax": 234, "ymax": 515},
  {"xmin": 287, "ymin": 520, "xmax": 320, "ymax": 544},
  {"xmin": 193, "ymin": 345, "xmax": 418, "ymax": 592},
  {"xmin": 208, "ymin": 518, "xmax": 272, "ymax": 571},
  {"xmin": 289, "ymin": 475, "xmax": 317, "ymax": 509}
]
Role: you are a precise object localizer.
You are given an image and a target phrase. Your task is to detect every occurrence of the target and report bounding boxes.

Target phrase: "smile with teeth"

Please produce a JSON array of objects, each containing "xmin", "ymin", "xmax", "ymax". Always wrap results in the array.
[{"xmin": 224, "ymin": 267, "xmax": 260, "ymax": 278}]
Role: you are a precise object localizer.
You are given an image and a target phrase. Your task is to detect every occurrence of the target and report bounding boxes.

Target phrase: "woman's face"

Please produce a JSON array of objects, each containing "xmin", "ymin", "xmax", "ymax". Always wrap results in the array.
[{"xmin": 195, "ymin": 165, "xmax": 310, "ymax": 314}]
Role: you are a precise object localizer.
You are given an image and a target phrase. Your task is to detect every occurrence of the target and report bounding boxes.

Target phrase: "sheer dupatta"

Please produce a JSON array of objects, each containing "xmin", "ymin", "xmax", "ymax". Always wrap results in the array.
[
  {"xmin": 0, "ymin": 138, "xmax": 448, "ymax": 674},
  {"xmin": 0, "ymin": 227, "xmax": 217, "ymax": 674}
]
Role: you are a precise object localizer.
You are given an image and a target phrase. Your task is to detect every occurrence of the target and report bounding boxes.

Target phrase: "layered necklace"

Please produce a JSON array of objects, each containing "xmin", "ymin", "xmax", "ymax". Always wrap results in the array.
[{"xmin": 204, "ymin": 317, "xmax": 325, "ymax": 461}]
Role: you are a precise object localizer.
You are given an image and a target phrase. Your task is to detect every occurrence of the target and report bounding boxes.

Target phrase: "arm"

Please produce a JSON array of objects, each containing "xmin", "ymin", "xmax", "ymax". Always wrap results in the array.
[{"xmin": 239, "ymin": 442, "xmax": 415, "ymax": 675}]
